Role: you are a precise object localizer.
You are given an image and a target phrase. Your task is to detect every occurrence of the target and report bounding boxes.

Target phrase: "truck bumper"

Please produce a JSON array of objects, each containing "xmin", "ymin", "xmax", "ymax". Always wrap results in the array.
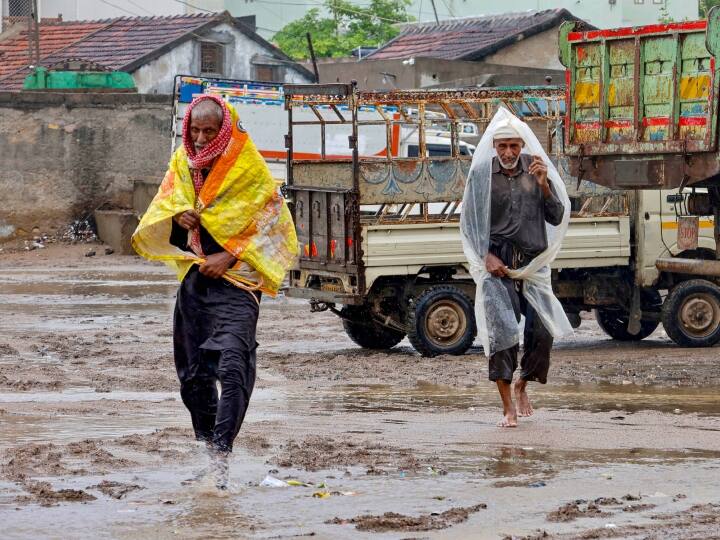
[{"xmin": 286, "ymin": 287, "xmax": 363, "ymax": 305}]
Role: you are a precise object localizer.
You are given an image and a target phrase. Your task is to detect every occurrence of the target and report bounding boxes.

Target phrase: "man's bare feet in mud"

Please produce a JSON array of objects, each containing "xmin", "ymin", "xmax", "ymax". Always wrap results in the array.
[
  {"xmin": 514, "ymin": 380, "xmax": 534, "ymax": 417},
  {"xmin": 497, "ymin": 405, "xmax": 518, "ymax": 427}
]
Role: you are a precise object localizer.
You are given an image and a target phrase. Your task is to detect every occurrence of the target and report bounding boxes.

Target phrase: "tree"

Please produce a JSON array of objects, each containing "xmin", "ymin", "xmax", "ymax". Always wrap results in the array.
[
  {"xmin": 700, "ymin": 0, "xmax": 720, "ymax": 17},
  {"xmin": 273, "ymin": 0, "xmax": 413, "ymax": 59}
]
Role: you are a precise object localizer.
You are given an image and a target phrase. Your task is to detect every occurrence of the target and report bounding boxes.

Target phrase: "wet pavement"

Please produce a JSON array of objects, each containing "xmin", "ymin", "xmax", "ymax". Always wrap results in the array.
[{"xmin": 1, "ymin": 245, "xmax": 719, "ymax": 539}]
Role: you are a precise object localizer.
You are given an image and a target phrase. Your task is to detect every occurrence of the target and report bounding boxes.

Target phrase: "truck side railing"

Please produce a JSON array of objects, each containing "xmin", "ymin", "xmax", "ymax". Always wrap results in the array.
[{"xmin": 283, "ymin": 83, "xmax": 566, "ymax": 297}]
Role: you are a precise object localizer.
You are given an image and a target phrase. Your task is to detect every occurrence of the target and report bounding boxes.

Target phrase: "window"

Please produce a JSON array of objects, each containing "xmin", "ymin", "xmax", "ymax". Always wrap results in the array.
[
  {"xmin": 653, "ymin": 0, "xmax": 664, "ymax": 3},
  {"xmin": 200, "ymin": 42, "xmax": 223, "ymax": 75},
  {"xmin": 634, "ymin": 0, "xmax": 644, "ymax": 4},
  {"xmin": 427, "ymin": 144, "xmax": 452, "ymax": 157},
  {"xmin": 8, "ymin": 0, "xmax": 31, "ymax": 16},
  {"xmin": 254, "ymin": 64, "xmax": 283, "ymax": 82}
]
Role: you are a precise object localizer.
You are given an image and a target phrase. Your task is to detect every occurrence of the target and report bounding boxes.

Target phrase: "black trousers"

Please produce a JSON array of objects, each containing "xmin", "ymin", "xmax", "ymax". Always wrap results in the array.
[
  {"xmin": 488, "ymin": 277, "xmax": 553, "ymax": 384},
  {"xmin": 173, "ymin": 267, "xmax": 260, "ymax": 453}
]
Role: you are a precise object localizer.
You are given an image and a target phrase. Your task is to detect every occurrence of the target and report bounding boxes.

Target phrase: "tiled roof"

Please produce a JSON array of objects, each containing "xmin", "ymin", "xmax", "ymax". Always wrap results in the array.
[
  {"xmin": 0, "ymin": 12, "xmax": 313, "ymax": 90},
  {"xmin": 0, "ymin": 21, "xmax": 107, "ymax": 79},
  {"xmin": 367, "ymin": 9, "xmax": 588, "ymax": 61}
]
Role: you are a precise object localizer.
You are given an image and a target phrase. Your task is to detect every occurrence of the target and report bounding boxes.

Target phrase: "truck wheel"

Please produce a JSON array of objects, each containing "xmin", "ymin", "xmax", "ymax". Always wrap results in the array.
[
  {"xmin": 407, "ymin": 285, "xmax": 476, "ymax": 357},
  {"xmin": 341, "ymin": 307, "xmax": 405, "ymax": 350},
  {"xmin": 661, "ymin": 279, "xmax": 720, "ymax": 347},
  {"xmin": 595, "ymin": 289, "xmax": 662, "ymax": 341}
]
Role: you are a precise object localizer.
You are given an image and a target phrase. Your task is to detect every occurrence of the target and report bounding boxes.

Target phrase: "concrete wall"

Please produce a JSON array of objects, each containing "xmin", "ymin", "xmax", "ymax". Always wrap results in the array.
[
  {"xmin": 132, "ymin": 23, "xmax": 312, "ymax": 94},
  {"xmin": 483, "ymin": 29, "xmax": 565, "ymax": 71},
  {"xmin": 317, "ymin": 57, "xmax": 563, "ymax": 90},
  {"xmin": 0, "ymin": 92, "xmax": 172, "ymax": 241}
]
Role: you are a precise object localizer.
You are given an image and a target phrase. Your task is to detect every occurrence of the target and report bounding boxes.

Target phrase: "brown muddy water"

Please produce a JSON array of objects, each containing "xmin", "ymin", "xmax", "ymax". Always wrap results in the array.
[{"xmin": 1, "ymin": 245, "xmax": 719, "ymax": 539}]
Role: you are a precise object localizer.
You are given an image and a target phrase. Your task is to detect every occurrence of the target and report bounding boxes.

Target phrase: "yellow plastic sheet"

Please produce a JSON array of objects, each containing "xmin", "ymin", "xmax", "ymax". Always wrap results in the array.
[{"xmin": 132, "ymin": 104, "xmax": 297, "ymax": 295}]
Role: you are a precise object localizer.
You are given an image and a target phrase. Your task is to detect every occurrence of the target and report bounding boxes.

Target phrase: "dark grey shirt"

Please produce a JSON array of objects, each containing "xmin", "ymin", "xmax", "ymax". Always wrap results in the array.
[{"xmin": 490, "ymin": 154, "xmax": 564, "ymax": 259}]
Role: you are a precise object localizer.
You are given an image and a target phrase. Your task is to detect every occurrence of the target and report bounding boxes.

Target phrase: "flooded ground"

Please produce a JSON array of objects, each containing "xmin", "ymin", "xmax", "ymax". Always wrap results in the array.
[{"xmin": 1, "ymin": 244, "xmax": 719, "ymax": 539}]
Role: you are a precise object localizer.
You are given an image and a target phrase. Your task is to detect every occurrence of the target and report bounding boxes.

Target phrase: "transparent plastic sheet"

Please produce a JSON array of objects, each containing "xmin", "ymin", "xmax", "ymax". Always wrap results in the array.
[{"xmin": 460, "ymin": 107, "xmax": 573, "ymax": 356}]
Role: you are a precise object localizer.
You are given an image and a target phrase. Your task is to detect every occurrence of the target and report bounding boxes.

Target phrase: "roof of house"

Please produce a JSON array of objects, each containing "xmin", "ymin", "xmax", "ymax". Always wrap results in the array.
[
  {"xmin": 0, "ymin": 12, "xmax": 313, "ymax": 90},
  {"xmin": 366, "ymin": 9, "xmax": 589, "ymax": 62}
]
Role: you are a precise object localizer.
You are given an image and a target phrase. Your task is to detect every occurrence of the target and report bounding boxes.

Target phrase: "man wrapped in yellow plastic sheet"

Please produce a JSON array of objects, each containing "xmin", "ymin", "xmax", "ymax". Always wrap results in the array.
[
  {"xmin": 132, "ymin": 95, "xmax": 298, "ymax": 489},
  {"xmin": 460, "ymin": 107, "xmax": 572, "ymax": 428}
]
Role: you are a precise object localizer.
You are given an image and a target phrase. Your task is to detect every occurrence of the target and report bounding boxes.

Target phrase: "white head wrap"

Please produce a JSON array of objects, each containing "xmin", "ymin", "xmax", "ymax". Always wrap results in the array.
[{"xmin": 493, "ymin": 120, "xmax": 522, "ymax": 141}]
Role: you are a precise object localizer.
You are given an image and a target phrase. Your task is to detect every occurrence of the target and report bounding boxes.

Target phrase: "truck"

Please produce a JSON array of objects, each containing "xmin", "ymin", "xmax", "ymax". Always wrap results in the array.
[
  {"xmin": 282, "ymin": 83, "xmax": 716, "ymax": 356},
  {"xmin": 171, "ymin": 75, "xmax": 476, "ymax": 181},
  {"xmin": 558, "ymin": 9, "xmax": 720, "ymax": 348}
]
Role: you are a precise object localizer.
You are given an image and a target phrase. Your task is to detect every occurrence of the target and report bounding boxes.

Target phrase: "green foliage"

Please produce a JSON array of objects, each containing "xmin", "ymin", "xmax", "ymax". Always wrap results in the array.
[
  {"xmin": 273, "ymin": 0, "xmax": 413, "ymax": 59},
  {"xmin": 700, "ymin": 0, "xmax": 720, "ymax": 17}
]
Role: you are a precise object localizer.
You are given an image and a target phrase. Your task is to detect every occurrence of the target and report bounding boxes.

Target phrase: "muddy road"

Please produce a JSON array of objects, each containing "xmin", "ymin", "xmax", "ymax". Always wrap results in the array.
[{"xmin": 1, "ymin": 245, "xmax": 719, "ymax": 539}]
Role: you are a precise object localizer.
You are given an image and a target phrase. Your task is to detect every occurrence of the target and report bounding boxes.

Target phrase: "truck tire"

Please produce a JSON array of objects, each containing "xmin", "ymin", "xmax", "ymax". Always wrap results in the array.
[
  {"xmin": 661, "ymin": 279, "xmax": 720, "ymax": 347},
  {"xmin": 407, "ymin": 285, "xmax": 476, "ymax": 357},
  {"xmin": 595, "ymin": 289, "xmax": 662, "ymax": 341},
  {"xmin": 341, "ymin": 307, "xmax": 405, "ymax": 350}
]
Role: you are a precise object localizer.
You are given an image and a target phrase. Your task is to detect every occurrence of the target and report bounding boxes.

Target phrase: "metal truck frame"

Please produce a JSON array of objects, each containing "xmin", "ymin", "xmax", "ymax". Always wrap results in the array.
[{"xmin": 283, "ymin": 83, "xmax": 591, "ymax": 356}]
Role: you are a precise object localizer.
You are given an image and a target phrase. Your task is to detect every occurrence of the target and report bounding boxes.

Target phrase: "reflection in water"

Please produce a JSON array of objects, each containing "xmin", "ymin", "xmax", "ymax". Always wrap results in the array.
[{"xmin": 305, "ymin": 381, "xmax": 720, "ymax": 416}]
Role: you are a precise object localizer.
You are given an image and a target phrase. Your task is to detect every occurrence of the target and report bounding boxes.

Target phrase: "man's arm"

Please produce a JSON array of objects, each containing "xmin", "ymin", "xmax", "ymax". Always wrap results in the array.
[
  {"xmin": 528, "ymin": 156, "xmax": 564, "ymax": 226},
  {"xmin": 542, "ymin": 182, "xmax": 564, "ymax": 226}
]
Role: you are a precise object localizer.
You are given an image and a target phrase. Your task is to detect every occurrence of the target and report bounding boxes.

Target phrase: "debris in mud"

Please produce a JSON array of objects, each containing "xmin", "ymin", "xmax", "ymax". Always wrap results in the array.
[
  {"xmin": 113, "ymin": 427, "xmax": 194, "ymax": 460},
  {"xmin": 0, "ymin": 343, "xmax": 19, "ymax": 356},
  {"xmin": 547, "ymin": 501, "xmax": 612, "ymax": 522},
  {"xmin": 623, "ymin": 503, "xmax": 657, "ymax": 512},
  {"xmin": 240, "ymin": 434, "xmax": 272, "ymax": 456},
  {"xmin": 62, "ymin": 219, "xmax": 97, "ymax": 244},
  {"xmin": 327, "ymin": 504, "xmax": 487, "ymax": 532},
  {"xmin": 1, "ymin": 439, "xmax": 139, "ymax": 484},
  {"xmin": 542, "ymin": 503, "xmax": 720, "ymax": 539},
  {"xmin": 0, "ymin": 375, "xmax": 62, "ymax": 391},
  {"xmin": 594, "ymin": 497, "xmax": 623, "ymax": 505},
  {"xmin": 260, "ymin": 475, "xmax": 291, "ymax": 488},
  {"xmin": 2, "ymin": 442, "xmax": 80, "ymax": 482},
  {"xmin": 622, "ymin": 493, "xmax": 642, "ymax": 501},
  {"xmin": 16, "ymin": 481, "xmax": 96, "ymax": 506},
  {"xmin": 271, "ymin": 435, "xmax": 423, "ymax": 472},
  {"xmin": 89, "ymin": 480, "xmax": 144, "ymax": 500}
]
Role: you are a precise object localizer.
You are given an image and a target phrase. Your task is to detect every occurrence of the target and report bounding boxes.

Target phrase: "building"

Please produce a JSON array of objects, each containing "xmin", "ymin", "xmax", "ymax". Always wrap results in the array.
[
  {"xmin": 401, "ymin": 0, "xmax": 698, "ymax": 28},
  {"xmin": 178, "ymin": 0, "xmax": 698, "ymax": 40},
  {"xmin": 0, "ymin": 11, "xmax": 314, "ymax": 92},
  {"xmin": 316, "ymin": 9, "xmax": 586, "ymax": 90},
  {"xmin": 3, "ymin": 0, "xmax": 695, "ymax": 40}
]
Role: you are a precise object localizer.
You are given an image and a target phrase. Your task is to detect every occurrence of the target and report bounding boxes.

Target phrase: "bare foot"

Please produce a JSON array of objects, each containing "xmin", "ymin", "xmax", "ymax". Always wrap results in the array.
[
  {"xmin": 497, "ymin": 407, "xmax": 518, "ymax": 428},
  {"xmin": 514, "ymin": 381, "xmax": 534, "ymax": 417}
]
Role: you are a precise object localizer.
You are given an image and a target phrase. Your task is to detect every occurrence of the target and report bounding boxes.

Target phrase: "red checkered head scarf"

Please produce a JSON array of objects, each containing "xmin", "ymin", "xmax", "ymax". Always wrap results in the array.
[
  {"xmin": 181, "ymin": 95, "xmax": 233, "ymax": 257},
  {"xmin": 182, "ymin": 94, "xmax": 233, "ymax": 197}
]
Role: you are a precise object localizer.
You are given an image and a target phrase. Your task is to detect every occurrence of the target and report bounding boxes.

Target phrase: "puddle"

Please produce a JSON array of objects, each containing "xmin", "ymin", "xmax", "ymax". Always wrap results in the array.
[
  {"xmin": 0, "ymin": 270, "xmax": 177, "ymax": 298},
  {"xmin": 306, "ymin": 381, "xmax": 720, "ymax": 416},
  {"xmin": 0, "ymin": 407, "xmax": 184, "ymax": 445},
  {"xmin": 0, "ymin": 389, "xmax": 177, "ymax": 404},
  {"xmin": 438, "ymin": 444, "xmax": 720, "ymax": 479}
]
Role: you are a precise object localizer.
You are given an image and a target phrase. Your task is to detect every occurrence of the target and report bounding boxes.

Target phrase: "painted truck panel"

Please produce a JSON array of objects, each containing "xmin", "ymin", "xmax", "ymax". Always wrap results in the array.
[{"xmin": 560, "ymin": 19, "xmax": 718, "ymax": 157}]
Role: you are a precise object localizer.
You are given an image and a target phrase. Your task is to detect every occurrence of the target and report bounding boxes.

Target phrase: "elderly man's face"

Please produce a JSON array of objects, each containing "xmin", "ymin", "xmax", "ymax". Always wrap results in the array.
[
  {"xmin": 190, "ymin": 114, "xmax": 221, "ymax": 152},
  {"xmin": 494, "ymin": 138, "xmax": 524, "ymax": 169}
]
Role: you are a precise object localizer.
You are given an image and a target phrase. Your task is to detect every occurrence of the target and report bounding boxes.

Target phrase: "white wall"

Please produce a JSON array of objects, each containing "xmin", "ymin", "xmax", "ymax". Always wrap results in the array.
[
  {"xmin": 132, "ymin": 22, "xmax": 311, "ymax": 94},
  {"xmin": 36, "ymin": 0, "xmax": 185, "ymax": 20}
]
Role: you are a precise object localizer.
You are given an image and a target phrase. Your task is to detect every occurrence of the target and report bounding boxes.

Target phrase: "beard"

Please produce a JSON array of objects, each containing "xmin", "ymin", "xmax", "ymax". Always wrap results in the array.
[{"xmin": 498, "ymin": 152, "xmax": 521, "ymax": 171}]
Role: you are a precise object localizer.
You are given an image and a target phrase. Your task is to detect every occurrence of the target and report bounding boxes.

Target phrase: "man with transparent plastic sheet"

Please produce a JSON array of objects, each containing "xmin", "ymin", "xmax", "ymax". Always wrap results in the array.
[{"xmin": 460, "ymin": 107, "xmax": 573, "ymax": 427}]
